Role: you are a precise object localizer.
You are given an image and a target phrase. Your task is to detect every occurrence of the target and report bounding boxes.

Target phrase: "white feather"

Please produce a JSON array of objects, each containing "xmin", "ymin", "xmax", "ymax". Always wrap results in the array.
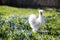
[{"xmin": 29, "ymin": 10, "xmax": 45, "ymax": 32}]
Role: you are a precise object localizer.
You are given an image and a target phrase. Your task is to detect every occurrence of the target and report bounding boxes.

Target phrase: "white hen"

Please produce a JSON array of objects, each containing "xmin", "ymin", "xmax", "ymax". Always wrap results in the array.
[{"xmin": 29, "ymin": 10, "xmax": 45, "ymax": 32}]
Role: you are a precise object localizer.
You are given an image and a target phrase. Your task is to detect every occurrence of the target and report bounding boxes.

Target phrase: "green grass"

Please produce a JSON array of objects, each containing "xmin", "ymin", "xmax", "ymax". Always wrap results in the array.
[
  {"xmin": 0, "ymin": 6, "xmax": 38, "ymax": 16},
  {"xmin": 0, "ymin": 6, "xmax": 60, "ymax": 40},
  {"xmin": 0, "ymin": 6, "xmax": 59, "ymax": 17}
]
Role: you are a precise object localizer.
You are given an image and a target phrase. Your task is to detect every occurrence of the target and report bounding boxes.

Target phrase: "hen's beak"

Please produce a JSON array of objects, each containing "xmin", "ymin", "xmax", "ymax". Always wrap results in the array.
[{"xmin": 40, "ymin": 12, "xmax": 42, "ymax": 15}]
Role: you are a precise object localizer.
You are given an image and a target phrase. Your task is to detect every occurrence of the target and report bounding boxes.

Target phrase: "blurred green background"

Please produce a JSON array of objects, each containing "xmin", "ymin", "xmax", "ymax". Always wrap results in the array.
[{"xmin": 0, "ymin": 6, "xmax": 60, "ymax": 40}]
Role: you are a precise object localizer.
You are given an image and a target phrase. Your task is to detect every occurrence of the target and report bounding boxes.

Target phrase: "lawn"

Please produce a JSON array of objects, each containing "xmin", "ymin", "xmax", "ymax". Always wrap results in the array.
[
  {"xmin": 0, "ymin": 6, "xmax": 60, "ymax": 40},
  {"xmin": 0, "ymin": 6, "xmax": 59, "ymax": 16}
]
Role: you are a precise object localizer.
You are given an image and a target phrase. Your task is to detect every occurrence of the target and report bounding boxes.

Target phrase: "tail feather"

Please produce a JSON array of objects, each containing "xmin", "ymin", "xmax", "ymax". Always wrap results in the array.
[
  {"xmin": 29, "ymin": 14, "xmax": 36, "ymax": 26},
  {"xmin": 29, "ymin": 14, "xmax": 36, "ymax": 22}
]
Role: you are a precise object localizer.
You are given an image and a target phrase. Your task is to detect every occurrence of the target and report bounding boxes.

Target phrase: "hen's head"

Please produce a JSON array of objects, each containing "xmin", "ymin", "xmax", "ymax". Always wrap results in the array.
[{"xmin": 38, "ymin": 10, "xmax": 43, "ymax": 15}]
